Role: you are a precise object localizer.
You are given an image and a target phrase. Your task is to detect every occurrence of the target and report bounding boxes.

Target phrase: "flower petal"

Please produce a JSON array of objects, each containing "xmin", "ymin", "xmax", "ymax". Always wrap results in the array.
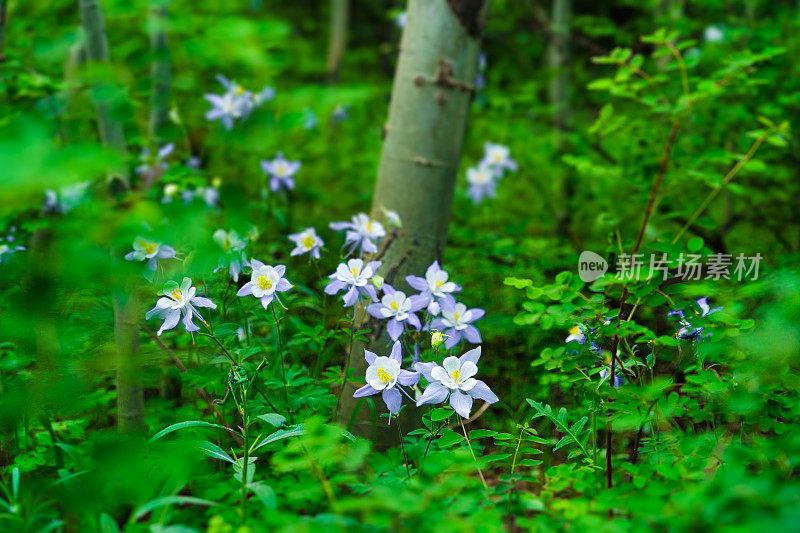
[
  {"xmin": 353, "ymin": 384, "xmax": 379, "ymax": 398},
  {"xmin": 416, "ymin": 382, "xmax": 449, "ymax": 406},
  {"xmin": 397, "ymin": 369, "xmax": 420, "ymax": 387},
  {"xmin": 382, "ymin": 387, "xmax": 402, "ymax": 414},
  {"xmin": 467, "ymin": 380, "xmax": 499, "ymax": 404},
  {"xmin": 449, "ymin": 389, "xmax": 473, "ymax": 418}
]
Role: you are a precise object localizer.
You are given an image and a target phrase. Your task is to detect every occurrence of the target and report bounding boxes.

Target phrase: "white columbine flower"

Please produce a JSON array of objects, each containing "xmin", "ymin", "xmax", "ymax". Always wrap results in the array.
[
  {"xmin": 237, "ymin": 260, "xmax": 292, "ymax": 309},
  {"xmin": 480, "ymin": 142, "xmax": 518, "ymax": 177},
  {"xmin": 329, "ymin": 213, "xmax": 386, "ymax": 257},
  {"xmin": 415, "ymin": 347, "xmax": 498, "ymax": 418},
  {"xmin": 366, "ymin": 284, "xmax": 426, "ymax": 340},
  {"xmin": 145, "ymin": 277, "xmax": 217, "ymax": 335},
  {"xmin": 125, "ymin": 237, "xmax": 177, "ymax": 277},
  {"xmin": 324, "ymin": 258, "xmax": 381, "ymax": 307},
  {"xmin": 466, "ymin": 164, "xmax": 499, "ymax": 204},
  {"xmin": 288, "ymin": 227, "xmax": 324, "ymax": 259}
]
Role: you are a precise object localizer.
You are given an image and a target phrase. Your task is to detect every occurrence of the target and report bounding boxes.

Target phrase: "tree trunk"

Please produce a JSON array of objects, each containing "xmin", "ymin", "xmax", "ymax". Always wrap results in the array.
[
  {"xmin": 336, "ymin": 0, "xmax": 490, "ymax": 448},
  {"xmin": 550, "ymin": 0, "xmax": 572, "ymax": 238},
  {"xmin": 148, "ymin": 0, "xmax": 170, "ymax": 139},
  {"xmin": 326, "ymin": 0, "xmax": 348, "ymax": 81},
  {"xmin": 79, "ymin": 0, "xmax": 145, "ymax": 433}
]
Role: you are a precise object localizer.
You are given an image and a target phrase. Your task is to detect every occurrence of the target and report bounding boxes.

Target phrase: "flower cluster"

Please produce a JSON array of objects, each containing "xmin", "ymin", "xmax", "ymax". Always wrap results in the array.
[
  {"xmin": 205, "ymin": 74, "xmax": 275, "ymax": 130},
  {"xmin": 466, "ymin": 142, "xmax": 518, "ymax": 204}
]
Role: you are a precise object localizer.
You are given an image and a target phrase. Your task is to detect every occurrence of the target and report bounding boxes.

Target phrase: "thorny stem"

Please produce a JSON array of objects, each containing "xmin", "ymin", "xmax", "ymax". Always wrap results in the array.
[{"xmin": 461, "ymin": 418, "xmax": 488, "ymax": 489}]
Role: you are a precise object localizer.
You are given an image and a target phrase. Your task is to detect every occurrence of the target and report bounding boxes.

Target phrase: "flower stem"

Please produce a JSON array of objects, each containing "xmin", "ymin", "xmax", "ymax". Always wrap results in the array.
[
  {"xmin": 239, "ymin": 388, "xmax": 249, "ymax": 526},
  {"xmin": 335, "ymin": 305, "xmax": 357, "ymax": 417},
  {"xmin": 460, "ymin": 418, "xmax": 488, "ymax": 489},
  {"xmin": 271, "ymin": 305, "xmax": 290, "ymax": 419},
  {"xmin": 396, "ymin": 416, "xmax": 411, "ymax": 479}
]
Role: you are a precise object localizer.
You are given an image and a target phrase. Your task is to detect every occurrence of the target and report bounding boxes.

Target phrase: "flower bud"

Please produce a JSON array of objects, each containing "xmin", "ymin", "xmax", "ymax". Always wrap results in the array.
[
  {"xmin": 431, "ymin": 331, "xmax": 445, "ymax": 348},
  {"xmin": 370, "ymin": 275, "xmax": 384, "ymax": 291}
]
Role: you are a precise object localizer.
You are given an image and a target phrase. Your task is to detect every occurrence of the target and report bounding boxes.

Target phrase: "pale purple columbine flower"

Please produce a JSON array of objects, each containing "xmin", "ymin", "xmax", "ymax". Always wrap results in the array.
[
  {"xmin": 0, "ymin": 243, "xmax": 25, "ymax": 264},
  {"xmin": 260, "ymin": 153, "xmax": 300, "ymax": 193},
  {"xmin": 329, "ymin": 213, "xmax": 386, "ymax": 257},
  {"xmin": 668, "ymin": 296, "xmax": 722, "ymax": 342},
  {"xmin": 288, "ymin": 227, "xmax": 323, "ymax": 259},
  {"xmin": 565, "ymin": 324, "xmax": 603, "ymax": 356},
  {"xmin": 430, "ymin": 298, "xmax": 484, "ymax": 349},
  {"xmin": 415, "ymin": 347, "xmax": 498, "ymax": 418},
  {"xmin": 186, "ymin": 156, "xmax": 201, "ymax": 169},
  {"xmin": 145, "ymin": 277, "xmax": 216, "ymax": 335},
  {"xmin": 480, "ymin": 142, "xmax": 517, "ymax": 177},
  {"xmin": 475, "ymin": 52, "xmax": 487, "ymax": 90},
  {"xmin": 406, "ymin": 260, "xmax": 462, "ymax": 315},
  {"xmin": 44, "ymin": 181, "xmax": 91, "ymax": 214},
  {"xmin": 395, "ymin": 11, "xmax": 407, "ymax": 29},
  {"xmin": 253, "ymin": 86, "xmax": 276, "ymax": 106},
  {"xmin": 125, "ymin": 237, "xmax": 177, "ymax": 276},
  {"xmin": 213, "ymin": 229, "xmax": 249, "ymax": 282},
  {"xmin": 353, "ymin": 341, "xmax": 420, "ymax": 415},
  {"xmin": 466, "ymin": 164, "xmax": 499, "ymax": 204},
  {"xmin": 204, "ymin": 92, "xmax": 242, "ymax": 130},
  {"xmin": 366, "ymin": 284, "xmax": 426, "ymax": 341},
  {"xmin": 237, "ymin": 260, "xmax": 292, "ymax": 310},
  {"xmin": 135, "ymin": 143, "xmax": 174, "ymax": 177},
  {"xmin": 599, "ymin": 368, "xmax": 626, "ymax": 388},
  {"xmin": 332, "ymin": 104, "xmax": 348, "ymax": 123},
  {"xmin": 324, "ymin": 258, "xmax": 381, "ymax": 307},
  {"xmin": 704, "ymin": 25, "xmax": 724, "ymax": 43}
]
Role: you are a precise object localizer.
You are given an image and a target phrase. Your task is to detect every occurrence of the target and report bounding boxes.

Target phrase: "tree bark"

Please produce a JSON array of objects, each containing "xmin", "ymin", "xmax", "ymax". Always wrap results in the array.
[
  {"xmin": 148, "ymin": 0, "xmax": 171, "ymax": 139},
  {"xmin": 79, "ymin": 0, "xmax": 145, "ymax": 433},
  {"xmin": 326, "ymin": 0, "xmax": 348, "ymax": 81},
  {"xmin": 336, "ymin": 0, "xmax": 490, "ymax": 447}
]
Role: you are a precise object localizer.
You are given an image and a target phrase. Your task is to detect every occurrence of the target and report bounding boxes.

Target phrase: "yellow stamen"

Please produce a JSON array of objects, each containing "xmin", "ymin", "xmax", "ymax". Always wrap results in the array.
[
  {"xmin": 234, "ymin": 85, "xmax": 245, "ymax": 95},
  {"xmin": 302, "ymin": 236, "xmax": 315, "ymax": 249},
  {"xmin": 435, "ymin": 279, "xmax": 444, "ymax": 288},
  {"xmin": 450, "ymin": 369, "xmax": 460, "ymax": 382},
  {"xmin": 258, "ymin": 275, "xmax": 272, "ymax": 291},
  {"xmin": 351, "ymin": 267, "xmax": 359, "ymax": 277},
  {"xmin": 170, "ymin": 289, "xmax": 182, "ymax": 300},
  {"xmin": 453, "ymin": 312, "xmax": 460, "ymax": 322},
  {"xmin": 493, "ymin": 152, "xmax": 502, "ymax": 162},
  {"xmin": 390, "ymin": 301, "xmax": 399, "ymax": 311},
  {"xmin": 143, "ymin": 242, "xmax": 158, "ymax": 255},
  {"xmin": 569, "ymin": 325, "xmax": 581, "ymax": 336},
  {"xmin": 376, "ymin": 367, "xmax": 392, "ymax": 384}
]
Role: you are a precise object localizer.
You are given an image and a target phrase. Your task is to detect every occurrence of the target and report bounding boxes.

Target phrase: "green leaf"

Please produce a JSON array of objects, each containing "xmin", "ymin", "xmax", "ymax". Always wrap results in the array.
[
  {"xmin": 197, "ymin": 441, "xmax": 235, "ymax": 464},
  {"xmin": 437, "ymin": 429, "xmax": 464, "ymax": 448},
  {"xmin": 149, "ymin": 421, "xmax": 235, "ymax": 442},
  {"xmin": 252, "ymin": 424, "xmax": 306, "ymax": 451},
  {"xmin": 469, "ymin": 429, "xmax": 497, "ymax": 439},
  {"xmin": 258, "ymin": 413, "xmax": 287, "ymax": 428},
  {"xmin": 249, "ymin": 483, "xmax": 276, "ymax": 510},
  {"xmin": 431, "ymin": 408, "xmax": 454, "ymax": 421},
  {"xmin": 687, "ymin": 237, "xmax": 703, "ymax": 252},
  {"xmin": 133, "ymin": 495, "xmax": 218, "ymax": 520}
]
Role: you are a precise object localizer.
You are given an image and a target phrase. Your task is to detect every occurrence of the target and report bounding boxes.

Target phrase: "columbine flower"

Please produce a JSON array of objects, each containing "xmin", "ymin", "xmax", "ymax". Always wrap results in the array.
[
  {"xmin": 204, "ymin": 92, "xmax": 244, "ymax": 130},
  {"xmin": 395, "ymin": 11, "xmax": 407, "ymax": 29},
  {"xmin": 430, "ymin": 298, "xmax": 484, "ymax": 349},
  {"xmin": 44, "ymin": 181, "xmax": 91, "ymax": 214},
  {"xmin": 303, "ymin": 108, "xmax": 318, "ymax": 130},
  {"xmin": 237, "ymin": 260, "xmax": 292, "ymax": 309},
  {"xmin": 406, "ymin": 260, "xmax": 462, "ymax": 314},
  {"xmin": 353, "ymin": 341, "xmax": 420, "ymax": 415},
  {"xmin": 0, "ymin": 243, "xmax": 25, "ymax": 264},
  {"xmin": 329, "ymin": 213, "xmax": 386, "ymax": 257},
  {"xmin": 668, "ymin": 296, "xmax": 722, "ymax": 342},
  {"xmin": 213, "ymin": 229, "xmax": 249, "ymax": 281},
  {"xmin": 125, "ymin": 237, "xmax": 177, "ymax": 274},
  {"xmin": 288, "ymin": 227, "xmax": 323, "ymax": 259},
  {"xmin": 145, "ymin": 277, "xmax": 216, "ymax": 335},
  {"xmin": 366, "ymin": 284, "xmax": 426, "ymax": 341},
  {"xmin": 415, "ymin": 347, "xmax": 498, "ymax": 418},
  {"xmin": 466, "ymin": 164, "xmax": 499, "ymax": 204},
  {"xmin": 704, "ymin": 25, "xmax": 724, "ymax": 43},
  {"xmin": 480, "ymin": 142, "xmax": 517, "ymax": 176},
  {"xmin": 253, "ymin": 86, "xmax": 276, "ymax": 106},
  {"xmin": 380, "ymin": 207, "xmax": 402, "ymax": 228},
  {"xmin": 332, "ymin": 104, "xmax": 348, "ymax": 122},
  {"xmin": 599, "ymin": 351, "xmax": 625, "ymax": 388},
  {"xmin": 324, "ymin": 259, "xmax": 381, "ymax": 307},
  {"xmin": 260, "ymin": 153, "xmax": 300, "ymax": 193},
  {"xmin": 135, "ymin": 143, "xmax": 174, "ymax": 177}
]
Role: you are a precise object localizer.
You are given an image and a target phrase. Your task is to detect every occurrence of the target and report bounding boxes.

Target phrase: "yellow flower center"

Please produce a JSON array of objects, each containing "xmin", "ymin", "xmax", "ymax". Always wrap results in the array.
[
  {"xmin": 234, "ymin": 85, "xmax": 245, "ymax": 95},
  {"xmin": 276, "ymin": 163, "xmax": 286, "ymax": 175},
  {"xmin": 569, "ymin": 325, "xmax": 581, "ymax": 336},
  {"xmin": 390, "ymin": 301, "xmax": 399, "ymax": 311},
  {"xmin": 366, "ymin": 221, "xmax": 373, "ymax": 232},
  {"xmin": 435, "ymin": 279, "xmax": 444, "ymax": 288},
  {"xmin": 453, "ymin": 312, "xmax": 461, "ymax": 322},
  {"xmin": 450, "ymin": 369, "xmax": 460, "ymax": 382},
  {"xmin": 493, "ymin": 152, "xmax": 502, "ymax": 162},
  {"xmin": 351, "ymin": 267, "xmax": 359, "ymax": 277},
  {"xmin": 302, "ymin": 236, "xmax": 315, "ymax": 249},
  {"xmin": 258, "ymin": 275, "xmax": 272, "ymax": 291},
  {"xmin": 376, "ymin": 367, "xmax": 393, "ymax": 384},
  {"xmin": 170, "ymin": 289, "xmax": 182, "ymax": 300},
  {"xmin": 143, "ymin": 242, "xmax": 158, "ymax": 255}
]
